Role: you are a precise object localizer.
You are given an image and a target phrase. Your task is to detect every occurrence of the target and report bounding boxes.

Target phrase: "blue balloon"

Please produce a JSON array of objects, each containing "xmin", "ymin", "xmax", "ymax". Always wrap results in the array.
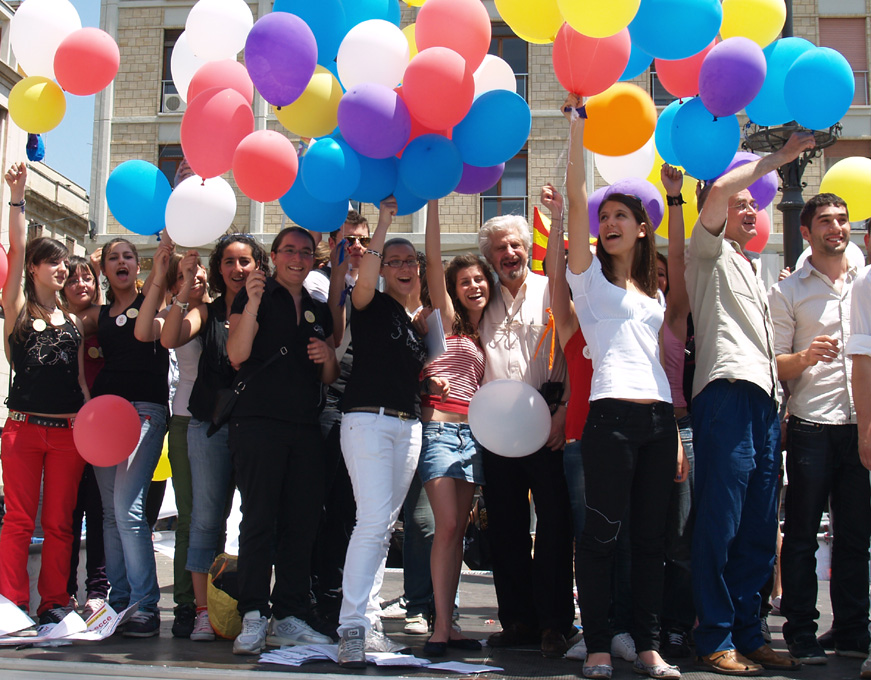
[
  {"xmin": 453, "ymin": 90, "xmax": 531, "ymax": 168},
  {"xmin": 392, "ymin": 174, "xmax": 427, "ymax": 216},
  {"xmin": 619, "ymin": 43, "xmax": 653, "ymax": 82},
  {"xmin": 272, "ymin": 0, "xmax": 347, "ymax": 65},
  {"xmin": 628, "ymin": 0, "xmax": 722, "ymax": 60},
  {"xmin": 106, "ymin": 160, "xmax": 171, "ymax": 236},
  {"xmin": 343, "ymin": 0, "xmax": 400, "ymax": 35},
  {"xmin": 745, "ymin": 37, "xmax": 815, "ymax": 126},
  {"xmin": 785, "ymin": 47, "xmax": 854, "ymax": 130},
  {"xmin": 279, "ymin": 158, "xmax": 348, "ymax": 233},
  {"xmin": 399, "ymin": 135, "xmax": 463, "ymax": 201},
  {"xmin": 671, "ymin": 97, "xmax": 739, "ymax": 180},
  {"xmin": 301, "ymin": 137, "xmax": 361, "ymax": 202},
  {"xmin": 351, "ymin": 154, "xmax": 398, "ymax": 205},
  {"xmin": 654, "ymin": 99, "xmax": 685, "ymax": 167}
]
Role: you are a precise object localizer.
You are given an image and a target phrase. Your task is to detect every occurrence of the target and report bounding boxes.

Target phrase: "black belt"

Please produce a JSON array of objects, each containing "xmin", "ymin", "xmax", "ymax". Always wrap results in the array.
[
  {"xmin": 346, "ymin": 406, "xmax": 416, "ymax": 421},
  {"xmin": 9, "ymin": 411, "xmax": 74, "ymax": 428}
]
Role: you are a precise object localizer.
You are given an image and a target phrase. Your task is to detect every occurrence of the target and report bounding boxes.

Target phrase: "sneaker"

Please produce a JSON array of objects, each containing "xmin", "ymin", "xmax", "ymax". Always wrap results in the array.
[
  {"xmin": 338, "ymin": 625, "xmax": 367, "ymax": 668},
  {"xmin": 171, "ymin": 604, "xmax": 196, "ymax": 638},
  {"xmin": 379, "ymin": 596, "xmax": 407, "ymax": 620},
  {"xmin": 68, "ymin": 595, "xmax": 79, "ymax": 612},
  {"xmin": 38, "ymin": 605, "xmax": 72, "ymax": 635},
  {"xmin": 123, "ymin": 609, "xmax": 160, "ymax": 638},
  {"xmin": 190, "ymin": 609, "xmax": 215, "ymax": 642},
  {"xmin": 15, "ymin": 607, "xmax": 37, "ymax": 637},
  {"xmin": 817, "ymin": 628, "xmax": 835, "ymax": 650},
  {"xmin": 661, "ymin": 628, "xmax": 692, "ymax": 659},
  {"xmin": 233, "ymin": 611, "xmax": 268, "ymax": 655},
  {"xmin": 567, "ymin": 637, "xmax": 588, "ymax": 661},
  {"xmin": 835, "ymin": 637, "xmax": 871, "ymax": 659},
  {"xmin": 760, "ymin": 616, "xmax": 772, "ymax": 644},
  {"xmin": 611, "ymin": 631, "xmax": 637, "ymax": 662},
  {"xmin": 404, "ymin": 613, "xmax": 429, "ymax": 635},
  {"xmin": 788, "ymin": 634, "xmax": 827, "ymax": 664},
  {"xmin": 862, "ymin": 653, "xmax": 871, "ymax": 679},
  {"xmin": 366, "ymin": 628, "xmax": 410, "ymax": 653},
  {"xmin": 770, "ymin": 595, "xmax": 782, "ymax": 615},
  {"xmin": 267, "ymin": 615, "xmax": 332, "ymax": 647},
  {"xmin": 82, "ymin": 597, "xmax": 106, "ymax": 622}
]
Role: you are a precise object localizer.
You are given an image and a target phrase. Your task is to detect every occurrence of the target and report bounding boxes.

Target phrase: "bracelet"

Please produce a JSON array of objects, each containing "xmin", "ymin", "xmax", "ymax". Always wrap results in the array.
[
  {"xmin": 666, "ymin": 194, "xmax": 685, "ymax": 206},
  {"xmin": 175, "ymin": 301, "xmax": 189, "ymax": 313},
  {"xmin": 9, "ymin": 199, "xmax": 24, "ymax": 212},
  {"xmin": 244, "ymin": 306, "xmax": 258, "ymax": 319},
  {"xmin": 365, "ymin": 248, "xmax": 383, "ymax": 259}
]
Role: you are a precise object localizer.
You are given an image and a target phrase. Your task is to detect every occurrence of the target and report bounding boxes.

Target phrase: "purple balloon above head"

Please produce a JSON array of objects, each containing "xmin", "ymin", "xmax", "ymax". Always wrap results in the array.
[
  {"xmin": 338, "ymin": 83, "xmax": 411, "ymax": 159},
  {"xmin": 587, "ymin": 186, "xmax": 609, "ymax": 238},
  {"xmin": 717, "ymin": 151, "xmax": 779, "ymax": 209},
  {"xmin": 698, "ymin": 37, "xmax": 767, "ymax": 118},
  {"xmin": 607, "ymin": 178, "xmax": 665, "ymax": 228},
  {"xmin": 245, "ymin": 13, "xmax": 317, "ymax": 107},
  {"xmin": 455, "ymin": 163, "xmax": 504, "ymax": 195}
]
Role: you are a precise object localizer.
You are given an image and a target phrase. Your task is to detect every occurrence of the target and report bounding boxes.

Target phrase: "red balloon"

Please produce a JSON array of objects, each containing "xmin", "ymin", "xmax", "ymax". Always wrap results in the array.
[
  {"xmin": 0, "ymin": 244, "xmax": 8, "ymax": 291},
  {"xmin": 395, "ymin": 86, "xmax": 451, "ymax": 158},
  {"xmin": 745, "ymin": 206, "xmax": 771, "ymax": 253},
  {"xmin": 181, "ymin": 87, "xmax": 255, "ymax": 179},
  {"xmin": 402, "ymin": 47, "xmax": 474, "ymax": 130},
  {"xmin": 188, "ymin": 60, "xmax": 255, "ymax": 105},
  {"xmin": 654, "ymin": 40, "xmax": 717, "ymax": 100},
  {"xmin": 232, "ymin": 130, "xmax": 299, "ymax": 203},
  {"xmin": 73, "ymin": 395, "xmax": 141, "ymax": 467},
  {"xmin": 54, "ymin": 28, "xmax": 120, "ymax": 96},
  {"xmin": 415, "ymin": 0, "xmax": 491, "ymax": 72},
  {"xmin": 553, "ymin": 24, "xmax": 631, "ymax": 97}
]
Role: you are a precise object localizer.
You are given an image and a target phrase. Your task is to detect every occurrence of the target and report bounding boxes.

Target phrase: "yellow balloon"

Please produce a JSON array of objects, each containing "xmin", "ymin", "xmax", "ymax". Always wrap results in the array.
[
  {"xmin": 152, "ymin": 435, "xmax": 172, "ymax": 482},
  {"xmin": 495, "ymin": 0, "xmax": 563, "ymax": 44},
  {"xmin": 648, "ymin": 151, "xmax": 699, "ymax": 240},
  {"xmin": 557, "ymin": 0, "xmax": 640, "ymax": 39},
  {"xmin": 403, "ymin": 23, "xmax": 418, "ymax": 60},
  {"xmin": 9, "ymin": 76, "xmax": 66, "ymax": 134},
  {"xmin": 273, "ymin": 66, "xmax": 343, "ymax": 139},
  {"xmin": 404, "ymin": 0, "xmax": 426, "ymax": 5},
  {"xmin": 820, "ymin": 156, "xmax": 871, "ymax": 222},
  {"xmin": 720, "ymin": 0, "xmax": 786, "ymax": 48}
]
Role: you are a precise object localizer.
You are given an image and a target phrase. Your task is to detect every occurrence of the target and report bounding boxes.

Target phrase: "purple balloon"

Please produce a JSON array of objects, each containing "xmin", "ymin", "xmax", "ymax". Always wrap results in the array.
[
  {"xmin": 717, "ymin": 151, "xmax": 779, "ymax": 209},
  {"xmin": 455, "ymin": 163, "xmax": 504, "ymax": 195},
  {"xmin": 245, "ymin": 13, "xmax": 317, "ymax": 107},
  {"xmin": 699, "ymin": 37, "xmax": 767, "ymax": 118},
  {"xmin": 587, "ymin": 186, "xmax": 609, "ymax": 237},
  {"xmin": 606, "ymin": 178, "xmax": 665, "ymax": 228},
  {"xmin": 338, "ymin": 83, "xmax": 411, "ymax": 159}
]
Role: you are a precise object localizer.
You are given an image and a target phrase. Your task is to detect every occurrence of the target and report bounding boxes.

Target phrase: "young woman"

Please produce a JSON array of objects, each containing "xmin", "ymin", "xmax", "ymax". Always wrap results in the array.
[
  {"xmin": 562, "ymin": 95, "xmax": 687, "ymax": 680},
  {"xmin": 419, "ymin": 199, "xmax": 491, "ymax": 656},
  {"xmin": 336, "ymin": 197, "xmax": 429, "ymax": 668},
  {"xmin": 0, "ymin": 163, "xmax": 88, "ymax": 634}
]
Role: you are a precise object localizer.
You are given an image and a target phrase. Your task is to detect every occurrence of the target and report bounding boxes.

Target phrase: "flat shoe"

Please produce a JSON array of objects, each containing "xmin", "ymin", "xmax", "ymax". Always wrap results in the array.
[
  {"xmin": 447, "ymin": 637, "xmax": 482, "ymax": 651},
  {"xmin": 583, "ymin": 663, "xmax": 613, "ymax": 679},
  {"xmin": 633, "ymin": 656, "xmax": 681, "ymax": 678},
  {"xmin": 696, "ymin": 649, "xmax": 763, "ymax": 676},
  {"xmin": 423, "ymin": 640, "xmax": 447, "ymax": 657}
]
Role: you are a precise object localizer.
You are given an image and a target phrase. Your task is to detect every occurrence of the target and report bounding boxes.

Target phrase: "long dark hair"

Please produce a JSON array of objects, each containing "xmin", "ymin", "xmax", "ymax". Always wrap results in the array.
[
  {"xmin": 12, "ymin": 237, "xmax": 71, "ymax": 341},
  {"xmin": 444, "ymin": 253, "xmax": 494, "ymax": 340},
  {"xmin": 597, "ymin": 194, "xmax": 658, "ymax": 298},
  {"xmin": 208, "ymin": 234, "xmax": 269, "ymax": 296},
  {"xmin": 100, "ymin": 237, "xmax": 139, "ymax": 304}
]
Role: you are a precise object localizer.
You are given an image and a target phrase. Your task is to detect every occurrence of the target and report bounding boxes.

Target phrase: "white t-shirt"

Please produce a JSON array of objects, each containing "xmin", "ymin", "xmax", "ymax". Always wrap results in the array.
[{"xmin": 566, "ymin": 257, "xmax": 671, "ymax": 403}]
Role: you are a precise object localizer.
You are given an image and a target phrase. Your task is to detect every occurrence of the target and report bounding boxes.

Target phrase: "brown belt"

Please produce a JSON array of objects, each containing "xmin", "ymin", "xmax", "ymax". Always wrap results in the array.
[{"xmin": 346, "ymin": 406, "xmax": 417, "ymax": 421}]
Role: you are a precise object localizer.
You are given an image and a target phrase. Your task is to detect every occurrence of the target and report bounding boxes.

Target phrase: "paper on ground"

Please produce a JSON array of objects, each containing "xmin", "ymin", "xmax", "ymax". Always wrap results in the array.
[
  {"xmin": 0, "ymin": 609, "xmax": 86, "ymax": 645},
  {"xmin": 0, "ymin": 594, "xmax": 35, "ymax": 636},
  {"xmin": 66, "ymin": 601, "xmax": 141, "ymax": 640},
  {"xmin": 428, "ymin": 661, "xmax": 504, "ymax": 673}
]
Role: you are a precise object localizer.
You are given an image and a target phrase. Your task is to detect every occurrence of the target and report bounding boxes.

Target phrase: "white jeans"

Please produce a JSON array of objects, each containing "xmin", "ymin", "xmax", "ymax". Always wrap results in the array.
[{"xmin": 338, "ymin": 411, "xmax": 422, "ymax": 633}]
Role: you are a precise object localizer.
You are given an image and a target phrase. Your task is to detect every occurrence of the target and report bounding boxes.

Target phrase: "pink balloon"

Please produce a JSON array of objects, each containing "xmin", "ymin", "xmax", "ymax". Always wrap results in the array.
[
  {"xmin": 181, "ymin": 87, "xmax": 255, "ymax": 179},
  {"xmin": 553, "ymin": 24, "xmax": 631, "ymax": 97},
  {"xmin": 745, "ymin": 207, "xmax": 771, "ymax": 253},
  {"xmin": 654, "ymin": 40, "xmax": 716, "ymax": 100},
  {"xmin": 415, "ymin": 0, "xmax": 491, "ymax": 72},
  {"xmin": 73, "ymin": 395, "xmax": 141, "ymax": 467},
  {"xmin": 401, "ymin": 47, "xmax": 474, "ymax": 130},
  {"xmin": 54, "ymin": 28, "xmax": 120, "ymax": 96},
  {"xmin": 0, "ymin": 244, "xmax": 8, "ymax": 291},
  {"xmin": 188, "ymin": 60, "xmax": 255, "ymax": 105},
  {"xmin": 232, "ymin": 130, "xmax": 299, "ymax": 203}
]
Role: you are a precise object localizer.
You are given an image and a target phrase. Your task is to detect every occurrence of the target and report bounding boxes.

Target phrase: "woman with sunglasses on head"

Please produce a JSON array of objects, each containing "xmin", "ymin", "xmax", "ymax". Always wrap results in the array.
[
  {"xmin": 226, "ymin": 227, "xmax": 338, "ymax": 655},
  {"xmin": 0, "ymin": 163, "xmax": 89, "ymax": 635},
  {"xmin": 561, "ymin": 94, "xmax": 687, "ymax": 680}
]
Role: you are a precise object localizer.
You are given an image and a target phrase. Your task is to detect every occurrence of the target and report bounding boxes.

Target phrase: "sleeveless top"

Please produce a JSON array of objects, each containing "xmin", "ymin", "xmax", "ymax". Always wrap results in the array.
[
  {"xmin": 188, "ymin": 298, "xmax": 235, "ymax": 423},
  {"xmin": 564, "ymin": 328, "xmax": 594, "ymax": 440},
  {"xmin": 421, "ymin": 335, "xmax": 485, "ymax": 415},
  {"xmin": 663, "ymin": 320, "xmax": 688, "ymax": 409},
  {"xmin": 172, "ymin": 336, "xmax": 202, "ymax": 418}
]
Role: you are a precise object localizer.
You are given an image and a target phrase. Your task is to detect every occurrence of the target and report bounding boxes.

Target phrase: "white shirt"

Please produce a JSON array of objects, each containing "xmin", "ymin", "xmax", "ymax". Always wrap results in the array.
[
  {"xmin": 303, "ymin": 269, "xmax": 330, "ymax": 303},
  {"xmin": 847, "ymin": 264, "xmax": 871, "ymax": 358}
]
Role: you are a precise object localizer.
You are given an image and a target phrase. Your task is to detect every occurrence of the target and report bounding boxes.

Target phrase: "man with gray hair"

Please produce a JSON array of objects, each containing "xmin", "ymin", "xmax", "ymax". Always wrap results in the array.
[{"xmin": 477, "ymin": 214, "xmax": 575, "ymax": 657}]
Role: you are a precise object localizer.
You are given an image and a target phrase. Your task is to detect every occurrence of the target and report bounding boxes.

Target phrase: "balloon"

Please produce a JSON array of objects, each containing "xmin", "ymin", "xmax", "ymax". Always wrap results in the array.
[
  {"xmin": 351, "ymin": 155, "xmax": 399, "ymax": 204},
  {"xmin": 699, "ymin": 37, "xmax": 767, "ymax": 118},
  {"xmin": 343, "ymin": 0, "xmax": 401, "ymax": 30},
  {"xmin": 628, "ymin": 0, "xmax": 722, "ymax": 60},
  {"xmin": 166, "ymin": 175, "xmax": 238, "ymax": 247},
  {"xmin": 403, "ymin": 23, "xmax": 419, "ymax": 60},
  {"xmin": 395, "ymin": 97, "xmax": 451, "ymax": 157},
  {"xmin": 9, "ymin": 77, "xmax": 66, "ymax": 134},
  {"xmin": 654, "ymin": 40, "xmax": 716, "ymax": 100},
  {"xmin": 10, "ymin": 0, "xmax": 81, "ymax": 80},
  {"xmin": 820, "ymin": 157, "xmax": 871, "ymax": 222},
  {"xmin": 594, "ymin": 136, "xmax": 655, "ymax": 185},
  {"xmin": 557, "ymin": 0, "xmax": 640, "ymax": 39},
  {"xmin": 468, "ymin": 380, "xmax": 551, "ymax": 457},
  {"xmin": 402, "ymin": 47, "xmax": 475, "ymax": 129},
  {"xmin": 393, "ymin": 174, "xmax": 428, "ymax": 215},
  {"xmin": 671, "ymin": 97, "xmax": 739, "ymax": 180},
  {"xmin": 73, "ymin": 396, "xmax": 141, "ymax": 467},
  {"xmin": 232, "ymin": 129, "xmax": 299, "ymax": 203},
  {"xmin": 170, "ymin": 32, "xmax": 209, "ymax": 104},
  {"xmin": 494, "ymin": 0, "xmax": 562, "ymax": 44},
  {"xmin": 606, "ymin": 177, "xmax": 665, "ymax": 228},
  {"xmin": 587, "ymin": 186, "xmax": 609, "ymax": 237},
  {"xmin": 279, "ymin": 159, "xmax": 349, "ymax": 232},
  {"xmin": 0, "ymin": 244, "xmax": 8, "ymax": 291},
  {"xmin": 244, "ymin": 12, "xmax": 317, "ymax": 107},
  {"xmin": 785, "ymin": 47, "xmax": 854, "ymax": 131},
  {"xmin": 53, "ymin": 28, "xmax": 120, "ymax": 96},
  {"xmin": 188, "ymin": 59, "xmax": 254, "ymax": 104},
  {"xmin": 553, "ymin": 24, "xmax": 630, "ymax": 97},
  {"xmin": 455, "ymin": 163, "xmax": 505, "ymax": 194},
  {"xmin": 273, "ymin": 66, "xmax": 343, "ymax": 139},
  {"xmin": 619, "ymin": 43, "xmax": 653, "ymax": 82},
  {"xmin": 180, "ymin": 87, "xmax": 254, "ymax": 178},
  {"xmin": 745, "ymin": 207, "xmax": 770, "ymax": 253},
  {"xmin": 398, "ymin": 134, "xmax": 463, "ymax": 200},
  {"xmin": 717, "ymin": 151, "xmax": 778, "ymax": 210},
  {"xmin": 152, "ymin": 437, "xmax": 172, "ymax": 482},
  {"xmin": 654, "ymin": 99, "xmax": 686, "ymax": 166},
  {"xmin": 745, "ymin": 37, "xmax": 814, "ymax": 126},
  {"xmin": 272, "ymin": 0, "xmax": 347, "ymax": 66},
  {"xmin": 185, "ymin": 0, "xmax": 253, "ymax": 61},
  {"xmin": 106, "ymin": 160, "xmax": 172, "ymax": 236},
  {"xmin": 337, "ymin": 19, "xmax": 409, "ymax": 90},
  {"xmin": 416, "ymin": 0, "xmax": 491, "ymax": 72},
  {"xmin": 452, "ymin": 90, "xmax": 531, "ymax": 168},
  {"xmin": 473, "ymin": 55, "xmax": 517, "ymax": 99},
  {"xmin": 584, "ymin": 83, "xmax": 657, "ymax": 157},
  {"xmin": 338, "ymin": 83, "xmax": 411, "ymax": 159},
  {"xmin": 720, "ymin": 0, "xmax": 786, "ymax": 48},
  {"xmin": 649, "ymin": 158, "xmax": 699, "ymax": 240},
  {"xmin": 797, "ymin": 242, "xmax": 866, "ymax": 271},
  {"xmin": 302, "ymin": 137, "xmax": 361, "ymax": 202}
]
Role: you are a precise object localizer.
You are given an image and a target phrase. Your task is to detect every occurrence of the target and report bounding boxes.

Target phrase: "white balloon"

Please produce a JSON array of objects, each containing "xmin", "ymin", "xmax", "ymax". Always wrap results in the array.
[
  {"xmin": 594, "ymin": 135, "xmax": 656, "ymax": 185},
  {"xmin": 165, "ymin": 175, "xmax": 237, "ymax": 247},
  {"xmin": 11, "ymin": 0, "xmax": 81, "ymax": 80},
  {"xmin": 473, "ymin": 54, "xmax": 517, "ymax": 99},
  {"xmin": 795, "ymin": 241, "xmax": 865, "ymax": 272},
  {"xmin": 185, "ymin": 0, "xmax": 253, "ymax": 62},
  {"xmin": 337, "ymin": 19, "xmax": 409, "ymax": 91},
  {"xmin": 170, "ymin": 32, "xmax": 207, "ymax": 103},
  {"xmin": 468, "ymin": 380, "xmax": 551, "ymax": 458}
]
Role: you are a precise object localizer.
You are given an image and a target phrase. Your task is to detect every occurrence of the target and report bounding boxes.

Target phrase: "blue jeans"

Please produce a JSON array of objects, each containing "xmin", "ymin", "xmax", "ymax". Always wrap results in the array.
[
  {"xmin": 403, "ymin": 470, "xmax": 434, "ymax": 618},
  {"xmin": 94, "ymin": 401, "xmax": 167, "ymax": 611},
  {"xmin": 186, "ymin": 418, "xmax": 234, "ymax": 574},
  {"xmin": 691, "ymin": 380, "xmax": 780, "ymax": 656}
]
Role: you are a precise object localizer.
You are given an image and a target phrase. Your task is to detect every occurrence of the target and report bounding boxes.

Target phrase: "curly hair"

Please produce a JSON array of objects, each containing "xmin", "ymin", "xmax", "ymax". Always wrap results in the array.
[
  {"xmin": 207, "ymin": 234, "xmax": 269, "ymax": 296},
  {"xmin": 444, "ymin": 253, "xmax": 495, "ymax": 340}
]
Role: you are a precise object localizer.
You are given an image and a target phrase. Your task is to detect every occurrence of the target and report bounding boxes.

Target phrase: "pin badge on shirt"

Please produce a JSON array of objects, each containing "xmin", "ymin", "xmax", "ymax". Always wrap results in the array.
[
  {"xmin": 116, "ymin": 314, "xmax": 128, "ymax": 327},
  {"xmin": 304, "ymin": 310, "xmax": 315, "ymax": 323},
  {"xmin": 127, "ymin": 308, "xmax": 139, "ymax": 319},
  {"xmin": 32, "ymin": 319, "xmax": 46, "ymax": 332},
  {"xmin": 88, "ymin": 346, "xmax": 101, "ymax": 359}
]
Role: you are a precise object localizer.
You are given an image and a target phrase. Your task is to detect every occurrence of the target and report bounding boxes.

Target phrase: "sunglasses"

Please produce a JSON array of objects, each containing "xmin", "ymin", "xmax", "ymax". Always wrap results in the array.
[{"xmin": 345, "ymin": 235, "xmax": 371, "ymax": 247}]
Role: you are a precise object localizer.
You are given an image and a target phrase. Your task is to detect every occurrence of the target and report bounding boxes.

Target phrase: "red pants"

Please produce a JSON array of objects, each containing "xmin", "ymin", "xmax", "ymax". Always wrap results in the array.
[{"xmin": 0, "ymin": 418, "xmax": 85, "ymax": 615}]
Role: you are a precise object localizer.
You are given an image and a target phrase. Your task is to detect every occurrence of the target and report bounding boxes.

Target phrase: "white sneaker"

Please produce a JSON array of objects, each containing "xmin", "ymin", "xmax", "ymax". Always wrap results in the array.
[
  {"xmin": 82, "ymin": 598, "xmax": 106, "ymax": 622},
  {"xmin": 567, "ymin": 637, "xmax": 588, "ymax": 661},
  {"xmin": 338, "ymin": 625, "xmax": 367, "ymax": 668},
  {"xmin": 611, "ymin": 631, "xmax": 637, "ymax": 661},
  {"xmin": 404, "ymin": 613, "xmax": 429, "ymax": 635},
  {"xmin": 378, "ymin": 596, "xmax": 407, "ymax": 620},
  {"xmin": 233, "ymin": 611, "xmax": 268, "ymax": 655},
  {"xmin": 266, "ymin": 615, "xmax": 332, "ymax": 647},
  {"xmin": 190, "ymin": 609, "xmax": 215, "ymax": 642},
  {"xmin": 366, "ymin": 628, "xmax": 409, "ymax": 653}
]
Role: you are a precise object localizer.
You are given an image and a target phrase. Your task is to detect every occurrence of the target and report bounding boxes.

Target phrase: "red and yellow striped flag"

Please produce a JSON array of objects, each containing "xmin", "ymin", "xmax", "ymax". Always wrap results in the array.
[{"xmin": 531, "ymin": 206, "xmax": 568, "ymax": 275}]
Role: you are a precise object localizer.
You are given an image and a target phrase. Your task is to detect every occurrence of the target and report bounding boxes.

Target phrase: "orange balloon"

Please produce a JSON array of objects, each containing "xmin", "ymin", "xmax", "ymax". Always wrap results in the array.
[
  {"xmin": 232, "ymin": 130, "xmax": 299, "ymax": 203},
  {"xmin": 584, "ymin": 83, "xmax": 656, "ymax": 157}
]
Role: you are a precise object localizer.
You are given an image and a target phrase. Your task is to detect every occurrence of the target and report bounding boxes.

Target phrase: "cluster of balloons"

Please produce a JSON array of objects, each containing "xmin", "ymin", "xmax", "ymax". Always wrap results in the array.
[{"xmin": 9, "ymin": 0, "xmax": 120, "ymax": 134}]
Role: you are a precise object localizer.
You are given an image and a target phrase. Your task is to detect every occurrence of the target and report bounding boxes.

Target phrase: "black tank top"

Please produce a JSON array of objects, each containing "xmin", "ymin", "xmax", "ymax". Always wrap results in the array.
[{"xmin": 187, "ymin": 298, "xmax": 235, "ymax": 422}]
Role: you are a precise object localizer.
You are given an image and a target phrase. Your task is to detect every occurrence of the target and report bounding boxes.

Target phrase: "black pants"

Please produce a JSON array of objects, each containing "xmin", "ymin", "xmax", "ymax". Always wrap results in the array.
[
  {"xmin": 67, "ymin": 464, "xmax": 108, "ymax": 599},
  {"xmin": 578, "ymin": 399, "xmax": 677, "ymax": 654},
  {"xmin": 230, "ymin": 417, "xmax": 324, "ymax": 620}
]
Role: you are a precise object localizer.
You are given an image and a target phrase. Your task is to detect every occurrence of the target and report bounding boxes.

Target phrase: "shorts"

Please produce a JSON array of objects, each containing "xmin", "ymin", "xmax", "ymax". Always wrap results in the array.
[{"xmin": 418, "ymin": 421, "xmax": 484, "ymax": 486}]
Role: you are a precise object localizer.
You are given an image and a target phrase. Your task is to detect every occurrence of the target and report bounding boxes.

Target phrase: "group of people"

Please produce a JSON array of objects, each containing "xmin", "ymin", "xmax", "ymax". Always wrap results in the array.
[{"xmin": 0, "ymin": 92, "xmax": 869, "ymax": 679}]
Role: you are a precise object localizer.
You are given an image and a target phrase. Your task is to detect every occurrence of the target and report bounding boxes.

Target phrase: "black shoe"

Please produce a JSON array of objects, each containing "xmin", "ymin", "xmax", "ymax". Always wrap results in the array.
[
  {"xmin": 760, "ymin": 616, "xmax": 772, "ymax": 643},
  {"xmin": 171, "ymin": 605, "xmax": 196, "ymax": 638},
  {"xmin": 488, "ymin": 622, "xmax": 539, "ymax": 648},
  {"xmin": 37, "ymin": 605, "xmax": 71, "ymax": 634},
  {"xmin": 448, "ymin": 637, "xmax": 483, "ymax": 651},
  {"xmin": 788, "ymin": 634, "xmax": 828, "ymax": 665},
  {"xmin": 123, "ymin": 609, "xmax": 160, "ymax": 638},
  {"xmin": 661, "ymin": 628, "xmax": 692, "ymax": 659},
  {"xmin": 423, "ymin": 640, "xmax": 448, "ymax": 657},
  {"xmin": 835, "ymin": 636, "xmax": 871, "ymax": 659},
  {"xmin": 817, "ymin": 629, "xmax": 835, "ymax": 650},
  {"xmin": 541, "ymin": 628, "xmax": 568, "ymax": 658}
]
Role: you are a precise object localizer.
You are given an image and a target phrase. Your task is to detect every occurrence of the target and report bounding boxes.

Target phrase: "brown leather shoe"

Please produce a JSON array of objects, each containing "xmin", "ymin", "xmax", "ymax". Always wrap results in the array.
[
  {"xmin": 743, "ymin": 644, "xmax": 802, "ymax": 671},
  {"xmin": 696, "ymin": 649, "xmax": 763, "ymax": 676},
  {"xmin": 541, "ymin": 628, "xmax": 568, "ymax": 658}
]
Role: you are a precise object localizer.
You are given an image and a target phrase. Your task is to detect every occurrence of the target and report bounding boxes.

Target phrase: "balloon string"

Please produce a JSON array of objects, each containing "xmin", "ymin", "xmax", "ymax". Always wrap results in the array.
[{"xmin": 533, "ymin": 307, "xmax": 556, "ymax": 371}]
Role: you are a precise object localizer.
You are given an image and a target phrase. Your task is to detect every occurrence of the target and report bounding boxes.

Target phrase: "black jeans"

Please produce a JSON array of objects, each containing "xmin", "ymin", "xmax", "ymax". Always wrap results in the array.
[
  {"xmin": 781, "ymin": 417, "xmax": 871, "ymax": 644},
  {"xmin": 578, "ymin": 399, "xmax": 677, "ymax": 654}
]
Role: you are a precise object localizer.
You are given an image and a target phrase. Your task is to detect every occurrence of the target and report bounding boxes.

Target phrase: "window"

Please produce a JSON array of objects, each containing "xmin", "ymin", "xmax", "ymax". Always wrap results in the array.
[
  {"xmin": 481, "ymin": 149, "xmax": 528, "ymax": 223},
  {"xmin": 158, "ymin": 144, "xmax": 185, "ymax": 187},
  {"xmin": 489, "ymin": 24, "xmax": 528, "ymax": 100},
  {"xmin": 819, "ymin": 18, "xmax": 869, "ymax": 106},
  {"xmin": 650, "ymin": 69, "xmax": 676, "ymax": 106},
  {"xmin": 162, "ymin": 29, "xmax": 184, "ymax": 112}
]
